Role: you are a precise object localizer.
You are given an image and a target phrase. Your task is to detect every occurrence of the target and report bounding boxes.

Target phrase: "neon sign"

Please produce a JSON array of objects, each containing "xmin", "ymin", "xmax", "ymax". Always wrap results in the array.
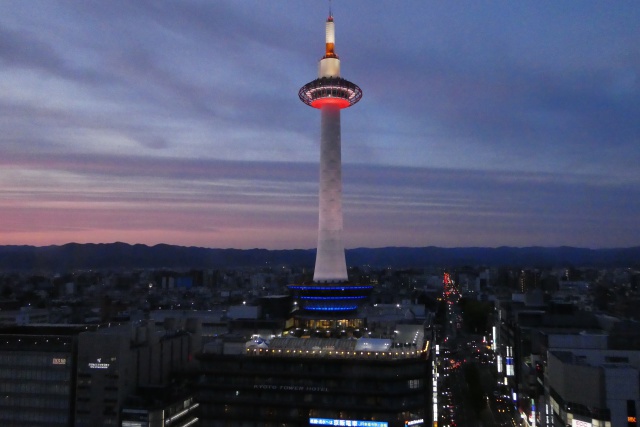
[
  {"xmin": 88, "ymin": 358, "xmax": 110, "ymax": 369},
  {"xmin": 310, "ymin": 418, "xmax": 388, "ymax": 426}
]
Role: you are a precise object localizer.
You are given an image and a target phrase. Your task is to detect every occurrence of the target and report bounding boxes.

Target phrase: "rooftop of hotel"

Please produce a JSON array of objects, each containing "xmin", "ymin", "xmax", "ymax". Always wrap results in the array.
[{"xmin": 245, "ymin": 323, "xmax": 429, "ymax": 360}]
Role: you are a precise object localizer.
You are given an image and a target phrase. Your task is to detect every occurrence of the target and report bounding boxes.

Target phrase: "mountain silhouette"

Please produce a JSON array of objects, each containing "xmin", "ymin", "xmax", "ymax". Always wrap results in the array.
[{"xmin": 0, "ymin": 243, "xmax": 638, "ymax": 272}]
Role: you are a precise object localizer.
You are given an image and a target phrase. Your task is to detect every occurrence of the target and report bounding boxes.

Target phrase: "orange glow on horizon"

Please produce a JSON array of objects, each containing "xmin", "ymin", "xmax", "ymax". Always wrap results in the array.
[{"xmin": 0, "ymin": 225, "xmax": 316, "ymax": 249}]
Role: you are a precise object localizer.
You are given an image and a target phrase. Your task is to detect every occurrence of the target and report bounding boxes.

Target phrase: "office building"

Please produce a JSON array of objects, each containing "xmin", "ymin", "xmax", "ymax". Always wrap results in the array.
[
  {"xmin": 0, "ymin": 325, "xmax": 88, "ymax": 426},
  {"xmin": 121, "ymin": 386, "xmax": 198, "ymax": 427},
  {"xmin": 75, "ymin": 320, "xmax": 199, "ymax": 426}
]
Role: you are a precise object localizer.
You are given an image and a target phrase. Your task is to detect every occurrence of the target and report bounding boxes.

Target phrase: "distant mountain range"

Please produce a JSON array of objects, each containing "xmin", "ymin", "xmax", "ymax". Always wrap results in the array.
[{"xmin": 0, "ymin": 243, "xmax": 639, "ymax": 272}]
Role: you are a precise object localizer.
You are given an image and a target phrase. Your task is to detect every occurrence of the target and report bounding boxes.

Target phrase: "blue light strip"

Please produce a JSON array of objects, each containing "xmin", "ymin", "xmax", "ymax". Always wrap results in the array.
[
  {"xmin": 300, "ymin": 296, "xmax": 368, "ymax": 300},
  {"xmin": 305, "ymin": 306, "xmax": 358, "ymax": 311}
]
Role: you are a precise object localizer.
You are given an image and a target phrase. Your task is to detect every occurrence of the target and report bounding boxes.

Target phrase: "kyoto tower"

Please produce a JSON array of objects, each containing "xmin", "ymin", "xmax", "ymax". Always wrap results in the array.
[
  {"xmin": 289, "ymin": 12, "xmax": 370, "ymax": 320},
  {"xmin": 299, "ymin": 12, "xmax": 362, "ymax": 284}
]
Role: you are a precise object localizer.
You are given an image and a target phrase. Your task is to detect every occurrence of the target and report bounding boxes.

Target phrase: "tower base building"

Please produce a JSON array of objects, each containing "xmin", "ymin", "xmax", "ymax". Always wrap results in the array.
[{"xmin": 189, "ymin": 322, "xmax": 430, "ymax": 427}]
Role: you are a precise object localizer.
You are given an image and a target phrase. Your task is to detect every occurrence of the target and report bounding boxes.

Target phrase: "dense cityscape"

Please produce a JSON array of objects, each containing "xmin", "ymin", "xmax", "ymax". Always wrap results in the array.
[{"xmin": 1, "ymin": 263, "xmax": 639, "ymax": 426}]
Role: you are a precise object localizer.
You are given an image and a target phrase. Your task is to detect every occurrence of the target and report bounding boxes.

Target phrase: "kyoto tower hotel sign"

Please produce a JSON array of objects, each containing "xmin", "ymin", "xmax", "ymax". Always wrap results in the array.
[{"xmin": 298, "ymin": 13, "xmax": 362, "ymax": 285}]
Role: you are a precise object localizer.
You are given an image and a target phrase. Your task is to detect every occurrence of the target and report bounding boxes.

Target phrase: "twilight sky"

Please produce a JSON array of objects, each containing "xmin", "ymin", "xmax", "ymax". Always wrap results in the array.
[{"xmin": 1, "ymin": 1, "xmax": 639, "ymax": 249}]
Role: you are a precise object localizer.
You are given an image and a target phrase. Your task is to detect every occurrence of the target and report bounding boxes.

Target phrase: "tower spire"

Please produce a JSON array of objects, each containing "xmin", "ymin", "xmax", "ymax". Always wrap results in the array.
[
  {"xmin": 323, "ymin": 9, "xmax": 337, "ymax": 60},
  {"xmin": 290, "ymin": 8, "xmax": 370, "ymax": 316}
]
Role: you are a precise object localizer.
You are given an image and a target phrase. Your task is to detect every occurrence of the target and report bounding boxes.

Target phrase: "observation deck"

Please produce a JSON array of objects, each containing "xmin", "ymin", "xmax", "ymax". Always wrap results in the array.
[{"xmin": 299, "ymin": 76, "xmax": 362, "ymax": 109}]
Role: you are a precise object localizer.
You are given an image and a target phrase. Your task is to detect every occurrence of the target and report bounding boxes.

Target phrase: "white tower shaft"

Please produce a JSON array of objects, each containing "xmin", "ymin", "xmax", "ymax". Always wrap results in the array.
[{"xmin": 313, "ymin": 104, "xmax": 348, "ymax": 282}]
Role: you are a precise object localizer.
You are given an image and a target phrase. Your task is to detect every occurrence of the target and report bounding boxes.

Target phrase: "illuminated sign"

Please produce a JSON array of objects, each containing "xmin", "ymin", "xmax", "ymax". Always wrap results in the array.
[
  {"xmin": 506, "ymin": 362, "xmax": 514, "ymax": 376},
  {"xmin": 629, "ymin": 417, "xmax": 637, "ymax": 423},
  {"xmin": 572, "ymin": 420, "xmax": 592, "ymax": 427},
  {"xmin": 506, "ymin": 346, "xmax": 514, "ymax": 376},
  {"xmin": 88, "ymin": 358, "xmax": 110, "ymax": 369},
  {"xmin": 492, "ymin": 326, "xmax": 497, "ymax": 351},
  {"xmin": 531, "ymin": 399, "xmax": 536, "ymax": 427},
  {"xmin": 309, "ymin": 418, "xmax": 388, "ymax": 426},
  {"xmin": 52, "ymin": 357, "xmax": 67, "ymax": 365},
  {"xmin": 405, "ymin": 419, "xmax": 424, "ymax": 425}
]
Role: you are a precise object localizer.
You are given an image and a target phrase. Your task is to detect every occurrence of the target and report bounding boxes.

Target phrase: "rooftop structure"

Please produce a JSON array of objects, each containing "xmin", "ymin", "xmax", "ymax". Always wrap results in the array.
[{"xmin": 246, "ymin": 322, "xmax": 428, "ymax": 360}]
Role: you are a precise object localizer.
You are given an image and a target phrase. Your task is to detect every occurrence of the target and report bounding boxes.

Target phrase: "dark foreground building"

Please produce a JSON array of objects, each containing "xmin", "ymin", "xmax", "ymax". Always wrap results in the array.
[
  {"xmin": 189, "ymin": 327, "xmax": 430, "ymax": 427},
  {"xmin": 0, "ymin": 320, "xmax": 199, "ymax": 427},
  {"xmin": 121, "ymin": 386, "xmax": 199, "ymax": 427},
  {"xmin": 0, "ymin": 325, "xmax": 86, "ymax": 427}
]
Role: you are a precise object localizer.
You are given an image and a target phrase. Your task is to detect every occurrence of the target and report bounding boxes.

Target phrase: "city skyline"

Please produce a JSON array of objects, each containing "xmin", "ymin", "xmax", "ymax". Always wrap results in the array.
[{"xmin": 1, "ymin": 1, "xmax": 639, "ymax": 249}]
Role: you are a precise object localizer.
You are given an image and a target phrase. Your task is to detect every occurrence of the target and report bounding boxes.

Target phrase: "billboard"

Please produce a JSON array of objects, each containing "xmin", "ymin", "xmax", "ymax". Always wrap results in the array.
[{"xmin": 309, "ymin": 418, "xmax": 388, "ymax": 427}]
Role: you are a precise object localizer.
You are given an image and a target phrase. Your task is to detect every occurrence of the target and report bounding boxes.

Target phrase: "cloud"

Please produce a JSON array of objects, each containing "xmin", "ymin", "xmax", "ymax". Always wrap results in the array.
[
  {"xmin": 0, "ymin": 26, "xmax": 71, "ymax": 76},
  {"xmin": 1, "ymin": 151, "xmax": 637, "ymax": 248},
  {"xmin": 343, "ymin": 3, "xmax": 640, "ymax": 175},
  {"xmin": 1, "ymin": 1, "xmax": 639, "ymax": 248}
]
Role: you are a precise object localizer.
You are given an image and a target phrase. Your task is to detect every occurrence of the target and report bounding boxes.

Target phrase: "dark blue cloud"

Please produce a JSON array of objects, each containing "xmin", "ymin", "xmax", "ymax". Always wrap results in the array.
[{"xmin": 0, "ymin": 1, "xmax": 638, "ymax": 248}]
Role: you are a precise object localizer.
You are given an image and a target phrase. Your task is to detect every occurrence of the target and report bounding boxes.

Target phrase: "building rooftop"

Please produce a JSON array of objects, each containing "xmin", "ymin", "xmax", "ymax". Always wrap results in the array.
[{"xmin": 245, "ymin": 323, "xmax": 428, "ymax": 360}]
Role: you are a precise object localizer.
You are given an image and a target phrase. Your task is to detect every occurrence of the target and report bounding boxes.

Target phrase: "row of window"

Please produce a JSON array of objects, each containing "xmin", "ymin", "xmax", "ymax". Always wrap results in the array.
[
  {"xmin": 197, "ymin": 392, "xmax": 425, "ymax": 410},
  {"xmin": 0, "ymin": 352, "xmax": 69, "ymax": 367},
  {"xmin": 0, "ymin": 381, "xmax": 69, "ymax": 394},
  {"xmin": 197, "ymin": 375, "xmax": 424, "ymax": 392},
  {"xmin": 0, "ymin": 368, "xmax": 70, "ymax": 381},
  {"xmin": 76, "ymin": 414, "xmax": 118, "ymax": 426},
  {"xmin": 0, "ymin": 410, "xmax": 68, "ymax": 424},
  {"xmin": 0, "ymin": 395, "xmax": 68, "ymax": 409},
  {"xmin": 199, "ymin": 358, "xmax": 425, "ymax": 377}
]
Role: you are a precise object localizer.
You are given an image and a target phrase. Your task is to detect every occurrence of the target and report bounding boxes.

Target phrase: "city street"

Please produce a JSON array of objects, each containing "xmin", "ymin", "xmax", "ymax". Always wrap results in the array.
[{"xmin": 437, "ymin": 275, "xmax": 519, "ymax": 427}]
